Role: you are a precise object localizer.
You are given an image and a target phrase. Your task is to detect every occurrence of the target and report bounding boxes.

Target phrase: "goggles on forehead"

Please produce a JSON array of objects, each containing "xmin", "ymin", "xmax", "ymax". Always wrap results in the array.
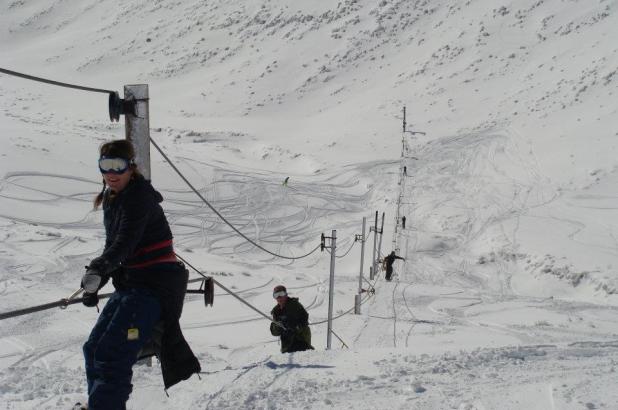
[
  {"xmin": 273, "ymin": 290, "xmax": 287, "ymax": 299},
  {"xmin": 99, "ymin": 156, "xmax": 133, "ymax": 174}
]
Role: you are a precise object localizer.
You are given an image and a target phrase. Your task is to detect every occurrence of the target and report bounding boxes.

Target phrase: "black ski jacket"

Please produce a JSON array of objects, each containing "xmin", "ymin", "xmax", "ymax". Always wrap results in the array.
[
  {"xmin": 100, "ymin": 175, "xmax": 200, "ymax": 389},
  {"xmin": 384, "ymin": 253, "xmax": 404, "ymax": 268},
  {"xmin": 270, "ymin": 297, "xmax": 313, "ymax": 353}
]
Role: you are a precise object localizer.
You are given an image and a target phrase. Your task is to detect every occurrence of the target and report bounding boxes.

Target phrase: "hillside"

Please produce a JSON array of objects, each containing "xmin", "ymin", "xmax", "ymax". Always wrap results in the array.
[{"xmin": 1, "ymin": 1, "xmax": 618, "ymax": 409}]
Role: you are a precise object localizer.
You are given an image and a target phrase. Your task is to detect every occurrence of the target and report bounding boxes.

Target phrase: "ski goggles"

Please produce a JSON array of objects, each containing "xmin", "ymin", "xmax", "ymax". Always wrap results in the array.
[
  {"xmin": 98, "ymin": 156, "xmax": 133, "ymax": 174},
  {"xmin": 273, "ymin": 290, "xmax": 287, "ymax": 299}
]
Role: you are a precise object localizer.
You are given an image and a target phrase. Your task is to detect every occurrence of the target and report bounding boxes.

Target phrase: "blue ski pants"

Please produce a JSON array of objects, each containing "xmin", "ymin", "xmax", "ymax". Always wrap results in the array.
[{"xmin": 83, "ymin": 288, "xmax": 161, "ymax": 410}]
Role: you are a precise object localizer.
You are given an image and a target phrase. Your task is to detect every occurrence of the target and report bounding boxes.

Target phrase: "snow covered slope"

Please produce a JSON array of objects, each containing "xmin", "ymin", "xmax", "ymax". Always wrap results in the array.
[{"xmin": 1, "ymin": 0, "xmax": 617, "ymax": 409}]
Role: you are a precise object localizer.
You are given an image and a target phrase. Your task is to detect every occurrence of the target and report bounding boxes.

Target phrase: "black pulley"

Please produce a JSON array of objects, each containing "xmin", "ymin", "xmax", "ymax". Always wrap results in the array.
[
  {"xmin": 108, "ymin": 91, "xmax": 122, "ymax": 122},
  {"xmin": 108, "ymin": 91, "xmax": 136, "ymax": 122},
  {"xmin": 187, "ymin": 277, "xmax": 214, "ymax": 307},
  {"xmin": 203, "ymin": 277, "xmax": 214, "ymax": 307}
]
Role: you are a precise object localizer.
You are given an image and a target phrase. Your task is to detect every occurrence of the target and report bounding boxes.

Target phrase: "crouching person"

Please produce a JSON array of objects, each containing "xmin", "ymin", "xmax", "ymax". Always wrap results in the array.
[{"xmin": 270, "ymin": 285, "xmax": 314, "ymax": 353}]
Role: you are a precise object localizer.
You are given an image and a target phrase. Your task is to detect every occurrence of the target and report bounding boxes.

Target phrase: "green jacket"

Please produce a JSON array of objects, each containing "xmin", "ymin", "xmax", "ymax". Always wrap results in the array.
[{"xmin": 270, "ymin": 297, "xmax": 314, "ymax": 353}]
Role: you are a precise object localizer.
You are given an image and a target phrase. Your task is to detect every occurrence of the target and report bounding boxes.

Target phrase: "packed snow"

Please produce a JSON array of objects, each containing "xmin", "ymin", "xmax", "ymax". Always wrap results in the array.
[{"xmin": 1, "ymin": 0, "xmax": 618, "ymax": 409}]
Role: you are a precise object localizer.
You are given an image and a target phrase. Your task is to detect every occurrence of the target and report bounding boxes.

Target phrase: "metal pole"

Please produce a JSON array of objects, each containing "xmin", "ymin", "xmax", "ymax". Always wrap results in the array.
[
  {"xmin": 358, "ymin": 217, "xmax": 366, "ymax": 294},
  {"xmin": 395, "ymin": 193, "xmax": 403, "ymax": 252},
  {"xmin": 355, "ymin": 217, "xmax": 366, "ymax": 314},
  {"xmin": 401, "ymin": 107, "xmax": 406, "ymax": 159},
  {"xmin": 370, "ymin": 211, "xmax": 378, "ymax": 280},
  {"xmin": 124, "ymin": 84, "xmax": 151, "ymax": 180},
  {"xmin": 326, "ymin": 229, "xmax": 337, "ymax": 350},
  {"xmin": 377, "ymin": 212, "xmax": 385, "ymax": 265}
]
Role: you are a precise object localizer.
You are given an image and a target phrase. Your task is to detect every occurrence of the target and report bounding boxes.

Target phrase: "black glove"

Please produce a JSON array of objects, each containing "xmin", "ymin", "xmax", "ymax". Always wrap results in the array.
[
  {"xmin": 82, "ymin": 292, "xmax": 99, "ymax": 307},
  {"xmin": 87, "ymin": 256, "xmax": 111, "ymax": 275},
  {"xmin": 283, "ymin": 323, "xmax": 301, "ymax": 336},
  {"xmin": 279, "ymin": 321, "xmax": 290, "ymax": 334}
]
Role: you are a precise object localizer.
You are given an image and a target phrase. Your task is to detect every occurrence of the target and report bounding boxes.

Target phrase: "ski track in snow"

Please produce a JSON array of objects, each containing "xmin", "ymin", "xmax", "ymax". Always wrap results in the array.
[
  {"xmin": 0, "ymin": 132, "xmax": 397, "ymax": 408},
  {"xmin": 1, "ymin": 90, "xmax": 617, "ymax": 409}
]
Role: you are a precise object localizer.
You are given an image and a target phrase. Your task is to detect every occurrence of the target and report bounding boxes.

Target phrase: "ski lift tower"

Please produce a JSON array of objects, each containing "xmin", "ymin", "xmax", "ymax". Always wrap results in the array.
[{"xmin": 396, "ymin": 106, "xmax": 426, "ymax": 252}]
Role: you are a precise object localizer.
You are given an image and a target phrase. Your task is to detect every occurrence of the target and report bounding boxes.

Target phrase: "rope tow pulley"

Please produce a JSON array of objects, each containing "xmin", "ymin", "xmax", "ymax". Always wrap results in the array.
[
  {"xmin": 186, "ymin": 277, "xmax": 214, "ymax": 307},
  {"xmin": 202, "ymin": 277, "xmax": 214, "ymax": 307},
  {"xmin": 205, "ymin": 277, "xmax": 214, "ymax": 306},
  {"xmin": 109, "ymin": 92, "xmax": 121, "ymax": 122},
  {"xmin": 108, "ymin": 91, "xmax": 136, "ymax": 122}
]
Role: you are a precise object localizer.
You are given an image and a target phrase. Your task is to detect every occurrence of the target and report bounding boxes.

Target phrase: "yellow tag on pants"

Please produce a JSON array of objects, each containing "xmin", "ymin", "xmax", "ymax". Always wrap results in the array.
[{"xmin": 127, "ymin": 328, "xmax": 139, "ymax": 341}]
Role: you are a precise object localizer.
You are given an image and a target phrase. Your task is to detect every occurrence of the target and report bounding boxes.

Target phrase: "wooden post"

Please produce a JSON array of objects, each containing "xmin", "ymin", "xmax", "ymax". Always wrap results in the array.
[{"xmin": 124, "ymin": 85, "xmax": 151, "ymax": 180}]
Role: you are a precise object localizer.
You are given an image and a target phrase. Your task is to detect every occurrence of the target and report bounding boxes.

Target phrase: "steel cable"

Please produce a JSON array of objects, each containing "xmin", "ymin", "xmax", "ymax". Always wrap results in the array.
[
  {"xmin": 0, "ymin": 67, "xmax": 114, "ymax": 94},
  {"xmin": 335, "ymin": 239, "xmax": 357, "ymax": 259},
  {"xmin": 175, "ymin": 253, "xmax": 285, "ymax": 328},
  {"xmin": 324, "ymin": 239, "xmax": 357, "ymax": 259},
  {"xmin": 309, "ymin": 276, "xmax": 378, "ymax": 325},
  {"xmin": 150, "ymin": 136, "xmax": 321, "ymax": 260}
]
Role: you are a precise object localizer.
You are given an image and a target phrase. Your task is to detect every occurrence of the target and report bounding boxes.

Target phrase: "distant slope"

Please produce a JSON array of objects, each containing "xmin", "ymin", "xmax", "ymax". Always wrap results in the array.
[{"xmin": 1, "ymin": 0, "xmax": 616, "ymax": 165}]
